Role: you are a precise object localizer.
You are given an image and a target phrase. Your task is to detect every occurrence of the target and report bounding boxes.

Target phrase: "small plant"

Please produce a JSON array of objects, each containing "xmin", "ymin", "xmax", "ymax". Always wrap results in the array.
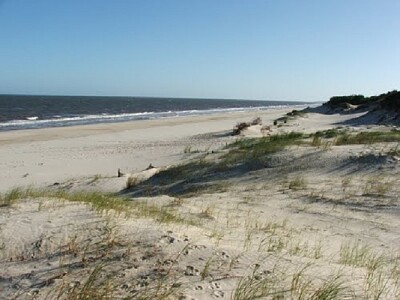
[
  {"xmin": 251, "ymin": 117, "xmax": 262, "ymax": 125},
  {"xmin": 311, "ymin": 135, "xmax": 323, "ymax": 147},
  {"xmin": 200, "ymin": 205, "xmax": 214, "ymax": 218},
  {"xmin": 233, "ymin": 117, "xmax": 262, "ymax": 135},
  {"xmin": 313, "ymin": 240, "xmax": 323, "ymax": 259},
  {"xmin": 57, "ymin": 263, "xmax": 113, "ymax": 299},
  {"xmin": 387, "ymin": 144, "xmax": 400, "ymax": 157},
  {"xmin": 233, "ymin": 122, "xmax": 251, "ymax": 135},
  {"xmin": 314, "ymin": 128, "xmax": 346, "ymax": 139},
  {"xmin": 207, "ymin": 230, "xmax": 224, "ymax": 246},
  {"xmin": 0, "ymin": 187, "xmax": 24, "ymax": 207},
  {"xmin": 290, "ymin": 264, "xmax": 313, "ymax": 298},
  {"xmin": 132, "ymin": 201, "xmax": 198, "ymax": 226},
  {"xmin": 363, "ymin": 177, "xmax": 393, "ymax": 197},
  {"xmin": 364, "ymin": 266, "xmax": 390, "ymax": 299},
  {"xmin": 183, "ymin": 145, "xmax": 192, "ymax": 153},
  {"xmin": 257, "ymin": 234, "xmax": 289, "ymax": 254},
  {"xmin": 340, "ymin": 242, "xmax": 369, "ymax": 267},
  {"xmin": 67, "ymin": 235, "xmax": 79, "ymax": 255},
  {"xmin": 309, "ymin": 274, "xmax": 346, "ymax": 299},
  {"xmin": 341, "ymin": 176, "xmax": 352, "ymax": 191},
  {"xmin": 169, "ymin": 197, "xmax": 184, "ymax": 207},
  {"xmin": 244, "ymin": 231, "xmax": 253, "ymax": 251},
  {"xmin": 200, "ymin": 256, "xmax": 214, "ymax": 280},
  {"xmin": 288, "ymin": 176, "xmax": 308, "ymax": 190},
  {"xmin": 311, "ymin": 135, "xmax": 332, "ymax": 150},
  {"xmin": 232, "ymin": 265, "xmax": 280, "ymax": 300},
  {"xmin": 339, "ymin": 241, "xmax": 383, "ymax": 270}
]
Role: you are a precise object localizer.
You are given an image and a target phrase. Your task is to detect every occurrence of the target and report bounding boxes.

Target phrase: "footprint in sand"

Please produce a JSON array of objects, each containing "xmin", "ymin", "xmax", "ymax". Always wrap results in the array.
[
  {"xmin": 184, "ymin": 266, "xmax": 200, "ymax": 276},
  {"xmin": 160, "ymin": 235, "xmax": 175, "ymax": 244},
  {"xmin": 218, "ymin": 251, "xmax": 230, "ymax": 259},
  {"xmin": 178, "ymin": 296, "xmax": 197, "ymax": 300},
  {"xmin": 191, "ymin": 244, "xmax": 207, "ymax": 250},
  {"xmin": 184, "ymin": 244, "xmax": 207, "ymax": 255},
  {"xmin": 213, "ymin": 290, "xmax": 225, "ymax": 298},
  {"xmin": 209, "ymin": 281, "xmax": 220, "ymax": 290},
  {"xmin": 161, "ymin": 258, "xmax": 175, "ymax": 266}
]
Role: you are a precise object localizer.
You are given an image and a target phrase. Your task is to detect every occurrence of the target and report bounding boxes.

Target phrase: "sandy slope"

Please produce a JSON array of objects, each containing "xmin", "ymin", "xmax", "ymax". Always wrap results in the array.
[{"xmin": 1, "ymin": 109, "xmax": 400, "ymax": 299}]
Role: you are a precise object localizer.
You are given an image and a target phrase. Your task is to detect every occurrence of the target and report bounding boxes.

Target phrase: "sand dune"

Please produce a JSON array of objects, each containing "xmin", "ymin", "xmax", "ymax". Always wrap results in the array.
[{"xmin": 1, "ymin": 108, "xmax": 400, "ymax": 299}]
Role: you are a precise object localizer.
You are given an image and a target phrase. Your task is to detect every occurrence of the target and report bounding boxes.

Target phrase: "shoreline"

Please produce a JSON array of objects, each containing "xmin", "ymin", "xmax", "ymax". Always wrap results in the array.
[
  {"xmin": 0, "ymin": 108, "xmax": 293, "ymax": 193},
  {"xmin": 0, "ymin": 108, "xmax": 294, "ymax": 145}
]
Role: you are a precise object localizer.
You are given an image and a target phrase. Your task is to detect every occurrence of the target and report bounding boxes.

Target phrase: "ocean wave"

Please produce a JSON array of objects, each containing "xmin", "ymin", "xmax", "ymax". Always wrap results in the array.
[{"xmin": 0, "ymin": 104, "xmax": 309, "ymax": 131}]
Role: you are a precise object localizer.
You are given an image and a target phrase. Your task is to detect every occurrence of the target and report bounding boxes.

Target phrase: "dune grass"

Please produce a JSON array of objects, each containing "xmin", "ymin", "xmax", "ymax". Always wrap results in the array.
[
  {"xmin": 226, "ymin": 132, "xmax": 305, "ymax": 156},
  {"xmin": 124, "ymin": 129, "xmax": 400, "ymax": 199},
  {"xmin": 339, "ymin": 242, "xmax": 384, "ymax": 270},
  {"xmin": 0, "ymin": 187, "xmax": 201, "ymax": 227},
  {"xmin": 311, "ymin": 129, "xmax": 400, "ymax": 147},
  {"xmin": 232, "ymin": 265, "xmax": 281, "ymax": 300},
  {"xmin": 0, "ymin": 187, "xmax": 131, "ymax": 215},
  {"xmin": 213, "ymin": 132, "xmax": 306, "ymax": 169},
  {"xmin": 232, "ymin": 264, "xmax": 347, "ymax": 300},
  {"xmin": 123, "ymin": 132, "xmax": 307, "ymax": 197},
  {"xmin": 288, "ymin": 176, "xmax": 308, "ymax": 190},
  {"xmin": 334, "ymin": 130, "xmax": 400, "ymax": 145}
]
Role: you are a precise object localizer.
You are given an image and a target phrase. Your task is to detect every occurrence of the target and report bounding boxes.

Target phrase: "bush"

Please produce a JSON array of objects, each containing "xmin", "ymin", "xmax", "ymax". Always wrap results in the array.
[
  {"xmin": 251, "ymin": 117, "xmax": 262, "ymax": 125},
  {"xmin": 233, "ymin": 122, "xmax": 251, "ymax": 135},
  {"xmin": 326, "ymin": 95, "xmax": 367, "ymax": 108},
  {"xmin": 233, "ymin": 117, "xmax": 263, "ymax": 135}
]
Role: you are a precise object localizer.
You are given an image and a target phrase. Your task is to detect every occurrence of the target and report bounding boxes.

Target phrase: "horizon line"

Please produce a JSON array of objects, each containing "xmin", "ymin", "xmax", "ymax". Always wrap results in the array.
[{"xmin": 0, "ymin": 93, "xmax": 315, "ymax": 103}]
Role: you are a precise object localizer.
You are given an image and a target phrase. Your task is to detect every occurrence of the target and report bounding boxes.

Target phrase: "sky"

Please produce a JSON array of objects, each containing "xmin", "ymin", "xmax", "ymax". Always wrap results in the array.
[{"xmin": 0, "ymin": 0, "xmax": 399, "ymax": 101}]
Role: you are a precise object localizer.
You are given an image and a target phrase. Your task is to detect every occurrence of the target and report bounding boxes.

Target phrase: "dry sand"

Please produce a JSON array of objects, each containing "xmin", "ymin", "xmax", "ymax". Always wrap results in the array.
[
  {"xmin": 0, "ymin": 109, "xmax": 293, "ymax": 193},
  {"xmin": 1, "ymin": 108, "xmax": 400, "ymax": 299}
]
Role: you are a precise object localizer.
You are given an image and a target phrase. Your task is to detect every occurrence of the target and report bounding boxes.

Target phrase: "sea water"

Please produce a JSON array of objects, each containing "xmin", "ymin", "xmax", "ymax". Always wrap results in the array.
[{"xmin": 0, "ymin": 95, "xmax": 311, "ymax": 131}]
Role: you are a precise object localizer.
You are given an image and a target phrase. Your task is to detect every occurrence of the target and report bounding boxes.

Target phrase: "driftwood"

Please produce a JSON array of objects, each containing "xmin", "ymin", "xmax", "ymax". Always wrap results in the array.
[{"xmin": 145, "ymin": 163, "xmax": 155, "ymax": 170}]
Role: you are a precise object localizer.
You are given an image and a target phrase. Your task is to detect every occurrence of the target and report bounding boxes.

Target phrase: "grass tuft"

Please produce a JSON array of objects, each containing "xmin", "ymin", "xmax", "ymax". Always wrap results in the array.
[
  {"xmin": 224, "ymin": 132, "xmax": 306, "ymax": 166},
  {"xmin": 288, "ymin": 176, "xmax": 308, "ymax": 190},
  {"xmin": 339, "ymin": 241, "xmax": 384, "ymax": 270},
  {"xmin": 335, "ymin": 131, "xmax": 400, "ymax": 145},
  {"xmin": 0, "ymin": 187, "xmax": 24, "ymax": 207},
  {"xmin": 232, "ymin": 265, "xmax": 280, "ymax": 300},
  {"xmin": 0, "ymin": 187, "xmax": 200, "ymax": 226}
]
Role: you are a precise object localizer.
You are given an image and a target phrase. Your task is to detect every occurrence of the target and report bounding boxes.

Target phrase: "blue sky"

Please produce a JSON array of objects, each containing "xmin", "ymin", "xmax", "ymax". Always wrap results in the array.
[{"xmin": 0, "ymin": 0, "xmax": 399, "ymax": 101}]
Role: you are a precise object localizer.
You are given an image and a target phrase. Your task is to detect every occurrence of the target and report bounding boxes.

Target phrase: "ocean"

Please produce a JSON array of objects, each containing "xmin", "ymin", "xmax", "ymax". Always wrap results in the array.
[{"xmin": 0, "ymin": 95, "xmax": 311, "ymax": 131}]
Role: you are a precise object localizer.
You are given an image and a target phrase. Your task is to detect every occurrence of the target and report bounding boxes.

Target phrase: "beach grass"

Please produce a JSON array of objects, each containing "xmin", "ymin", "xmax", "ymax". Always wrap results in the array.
[
  {"xmin": 334, "ymin": 130, "xmax": 400, "ymax": 145},
  {"xmin": 0, "ymin": 187, "xmax": 202, "ymax": 227},
  {"xmin": 226, "ymin": 131, "xmax": 305, "ymax": 157}
]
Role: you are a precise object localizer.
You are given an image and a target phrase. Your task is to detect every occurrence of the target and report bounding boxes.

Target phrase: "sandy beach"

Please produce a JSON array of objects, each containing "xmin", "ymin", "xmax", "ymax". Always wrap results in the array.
[
  {"xmin": 0, "ymin": 109, "xmax": 291, "ymax": 193},
  {"xmin": 1, "ymin": 107, "xmax": 400, "ymax": 299}
]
